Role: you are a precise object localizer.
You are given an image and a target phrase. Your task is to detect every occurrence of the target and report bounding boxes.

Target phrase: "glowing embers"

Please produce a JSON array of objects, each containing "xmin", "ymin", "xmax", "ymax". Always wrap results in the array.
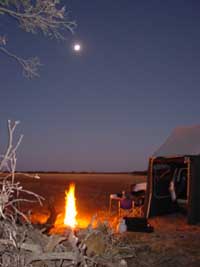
[{"xmin": 64, "ymin": 183, "xmax": 77, "ymax": 229}]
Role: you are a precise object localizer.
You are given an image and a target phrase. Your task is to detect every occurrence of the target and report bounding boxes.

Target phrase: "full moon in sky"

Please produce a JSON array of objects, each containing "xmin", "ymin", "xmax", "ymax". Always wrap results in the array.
[{"xmin": 73, "ymin": 43, "xmax": 81, "ymax": 52}]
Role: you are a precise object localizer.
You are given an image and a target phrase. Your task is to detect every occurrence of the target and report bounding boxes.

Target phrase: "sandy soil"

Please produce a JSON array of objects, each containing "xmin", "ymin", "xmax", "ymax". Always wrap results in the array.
[
  {"xmin": 17, "ymin": 173, "xmax": 144, "ymax": 224},
  {"xmin": 17, "ymin": 173, "xmax": 200, "ymax": 267}
]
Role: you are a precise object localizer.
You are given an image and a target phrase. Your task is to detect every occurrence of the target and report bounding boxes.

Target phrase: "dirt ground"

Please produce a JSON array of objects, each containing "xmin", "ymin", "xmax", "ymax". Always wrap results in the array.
[{"xmin": 17, "ymin": 173, "xmax": 200, "ymax": 267}]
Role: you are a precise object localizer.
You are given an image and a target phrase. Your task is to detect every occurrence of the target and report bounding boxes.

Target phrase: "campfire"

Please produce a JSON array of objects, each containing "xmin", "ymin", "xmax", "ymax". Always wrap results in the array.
[
  {"xmin": 64, "ymin": 183, "xmax": 77, "ymax": 228},
  {"xmin": 53, "ymin": 182, "xmax": 89, "ymax": 230}
]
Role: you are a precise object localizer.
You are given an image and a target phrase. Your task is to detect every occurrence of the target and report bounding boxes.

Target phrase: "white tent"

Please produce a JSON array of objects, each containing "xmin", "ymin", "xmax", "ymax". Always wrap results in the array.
[{"xmin": 153, "ymin": 125, "xmax": 200, "ymax": 157}]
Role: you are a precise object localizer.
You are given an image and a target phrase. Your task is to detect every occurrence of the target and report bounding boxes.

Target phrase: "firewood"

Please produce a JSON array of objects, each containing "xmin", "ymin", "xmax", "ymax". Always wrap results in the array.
[
  {"xmin": 0, "ymin": 238, "xmax": 41, "ymax": 253},
  {"xmin": 44, "ymin": 234, "xmax": 66, "ymax": 252},
  {"xmin": 27, "ymin": 251, "xmax": 76, "ymax": 263}
]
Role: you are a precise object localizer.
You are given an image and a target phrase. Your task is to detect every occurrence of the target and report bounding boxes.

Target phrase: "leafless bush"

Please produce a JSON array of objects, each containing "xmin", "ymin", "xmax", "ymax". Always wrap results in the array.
[{"xmin": 0, "ymin": 120, "xmax": 43, "ymax": 222}]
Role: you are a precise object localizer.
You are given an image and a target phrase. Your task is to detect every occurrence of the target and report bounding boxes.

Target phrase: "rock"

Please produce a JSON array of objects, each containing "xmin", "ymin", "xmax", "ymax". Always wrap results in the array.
[
  {"xmin": 85, "ymin": 232, "xmax": 107, "ymax": 256},
  {"xmin": 119, "ymin": 259, "xmax": 128, "ymax": 267}
]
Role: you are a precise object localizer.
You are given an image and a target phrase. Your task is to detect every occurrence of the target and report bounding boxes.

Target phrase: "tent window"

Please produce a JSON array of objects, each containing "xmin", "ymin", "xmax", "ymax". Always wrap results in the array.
[
  {"xmin": 174, "ymin": 168, "xmax": 187, "ymax": 200},
  {"xmin": 152, "ymin": 160, "xmax": 188, "ymax": 200},
  {"xmin": 153, "ymin": 163, "xmax": 172, "ymax": 198}
]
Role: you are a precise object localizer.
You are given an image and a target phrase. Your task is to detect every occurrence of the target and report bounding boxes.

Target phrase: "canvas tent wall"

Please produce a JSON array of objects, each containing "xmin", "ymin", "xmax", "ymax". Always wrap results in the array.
[
  {"xmin": 144, "ymin": 125, "xmax": 200, "ymax": 224},
  {"xmin": 153, "ymin": 125, "xmax": 200, "ymax": 157}
]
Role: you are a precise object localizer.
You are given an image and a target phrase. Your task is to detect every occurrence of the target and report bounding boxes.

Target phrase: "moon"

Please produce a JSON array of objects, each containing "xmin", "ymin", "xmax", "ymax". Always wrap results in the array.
[{"xmin": 73, "ymin": 43, "xmax": 81, "ymax": 52}]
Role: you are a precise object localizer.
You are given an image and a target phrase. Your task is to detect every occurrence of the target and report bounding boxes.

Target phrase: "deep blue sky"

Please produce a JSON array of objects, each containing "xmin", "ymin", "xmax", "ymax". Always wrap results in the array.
[{"xmin": 1, "ymin": 0, "xmax": 200, "ymax": 171}]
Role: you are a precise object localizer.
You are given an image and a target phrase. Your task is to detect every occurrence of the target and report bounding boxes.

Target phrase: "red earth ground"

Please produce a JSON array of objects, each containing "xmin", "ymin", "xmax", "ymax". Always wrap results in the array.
[{"xmin": 17, "ymin": 173, "xmax": 200, "ymax": 267}]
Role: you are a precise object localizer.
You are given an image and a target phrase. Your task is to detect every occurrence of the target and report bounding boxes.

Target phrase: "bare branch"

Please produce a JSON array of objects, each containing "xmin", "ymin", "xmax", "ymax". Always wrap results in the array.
[
  {"xmin": 0, "ymin": 0, "xmax": 76, "ymax": 77},
  {"xmin": 0, "ymin": 1, "xmax": 76, "ymax": 38},
  {"xmin": 0, "ymin": 46, "xmax": 41, "ymax": 78},
  {"xmin": 0, "ymin": 120, "xmax": 44, "ymax": 223}
]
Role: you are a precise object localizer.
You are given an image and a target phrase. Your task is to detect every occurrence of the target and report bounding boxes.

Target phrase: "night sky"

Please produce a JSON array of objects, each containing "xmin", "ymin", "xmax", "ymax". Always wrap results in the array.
[{"xmin": 1, "ymin": 1, "xmax": 200, "ymax": 172}]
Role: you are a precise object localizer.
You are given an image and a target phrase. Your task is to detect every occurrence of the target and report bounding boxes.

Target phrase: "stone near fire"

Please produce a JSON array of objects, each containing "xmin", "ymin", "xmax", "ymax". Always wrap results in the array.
[{"xmin": 85, "ymin": 232, "xmax": 107, "ymax": 256}]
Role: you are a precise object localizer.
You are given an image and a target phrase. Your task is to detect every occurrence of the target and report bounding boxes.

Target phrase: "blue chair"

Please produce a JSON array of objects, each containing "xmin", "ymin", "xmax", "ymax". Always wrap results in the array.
[{"xmin": 118, "ymin": 198, "xmax": 134, "ymax": 217}]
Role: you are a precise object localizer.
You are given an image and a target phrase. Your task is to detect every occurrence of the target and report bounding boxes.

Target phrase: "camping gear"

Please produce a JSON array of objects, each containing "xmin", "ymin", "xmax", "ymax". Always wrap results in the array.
[
  {"xmin": 118, "ymin": 198, "xmax": 134, "ymax": 217},
  {"xmin": 117, "ymin": 218, "xmax": 127, "ymax": 233},
  {"xmin": 144, "ymin": 125, "xmax": 200, "ymax": 224},
  {"xmin": 109, "ymin": 184, "xmax": 146, "ymax": 215},
  {"xmin": 130, "ymin": 182, "xmax": 146, "ymax": 206},
  {"xmin": 124, "ymin": 217, "xmax": 154, "ymax": 233}
]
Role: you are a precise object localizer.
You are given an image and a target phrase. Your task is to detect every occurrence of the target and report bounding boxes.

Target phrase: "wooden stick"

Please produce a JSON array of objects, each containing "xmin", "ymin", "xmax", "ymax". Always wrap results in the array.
[{"xmin": 28, "ymin": 251, "xmax": 76, "ymax": 263}]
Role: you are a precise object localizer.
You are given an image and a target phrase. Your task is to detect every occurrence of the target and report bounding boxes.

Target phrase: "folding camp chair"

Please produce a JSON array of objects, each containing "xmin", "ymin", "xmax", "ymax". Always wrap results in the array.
[
  {"xmin": 130, "ymin": 182, "xmax": 146, "ymax": 217},
  {"xmin": 118, "ymin": 198, "xmax": 134, "ymax": 217}
]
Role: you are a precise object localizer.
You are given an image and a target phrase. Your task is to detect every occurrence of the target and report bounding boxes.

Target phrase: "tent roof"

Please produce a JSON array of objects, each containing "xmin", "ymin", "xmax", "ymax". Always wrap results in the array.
[{"xmin": 153, "ymin": 125, "xmax": 200, "ymax": 157}]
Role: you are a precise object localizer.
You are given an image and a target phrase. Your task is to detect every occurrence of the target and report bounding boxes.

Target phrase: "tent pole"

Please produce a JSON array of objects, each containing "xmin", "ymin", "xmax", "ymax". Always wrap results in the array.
[
  {"xmin": 186, "ymin": 157, "xmax": 191, "ymax": 206},
  {"xmin": 146, "ymin": 157, "xmax": 154, "ymax": 218}
]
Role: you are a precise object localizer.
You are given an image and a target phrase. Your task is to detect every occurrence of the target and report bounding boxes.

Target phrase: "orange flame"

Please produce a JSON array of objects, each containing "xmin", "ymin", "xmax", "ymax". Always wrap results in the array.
[{"xmin": 64, "ymin": 183, "xmax": 77, "ymax": 228}]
